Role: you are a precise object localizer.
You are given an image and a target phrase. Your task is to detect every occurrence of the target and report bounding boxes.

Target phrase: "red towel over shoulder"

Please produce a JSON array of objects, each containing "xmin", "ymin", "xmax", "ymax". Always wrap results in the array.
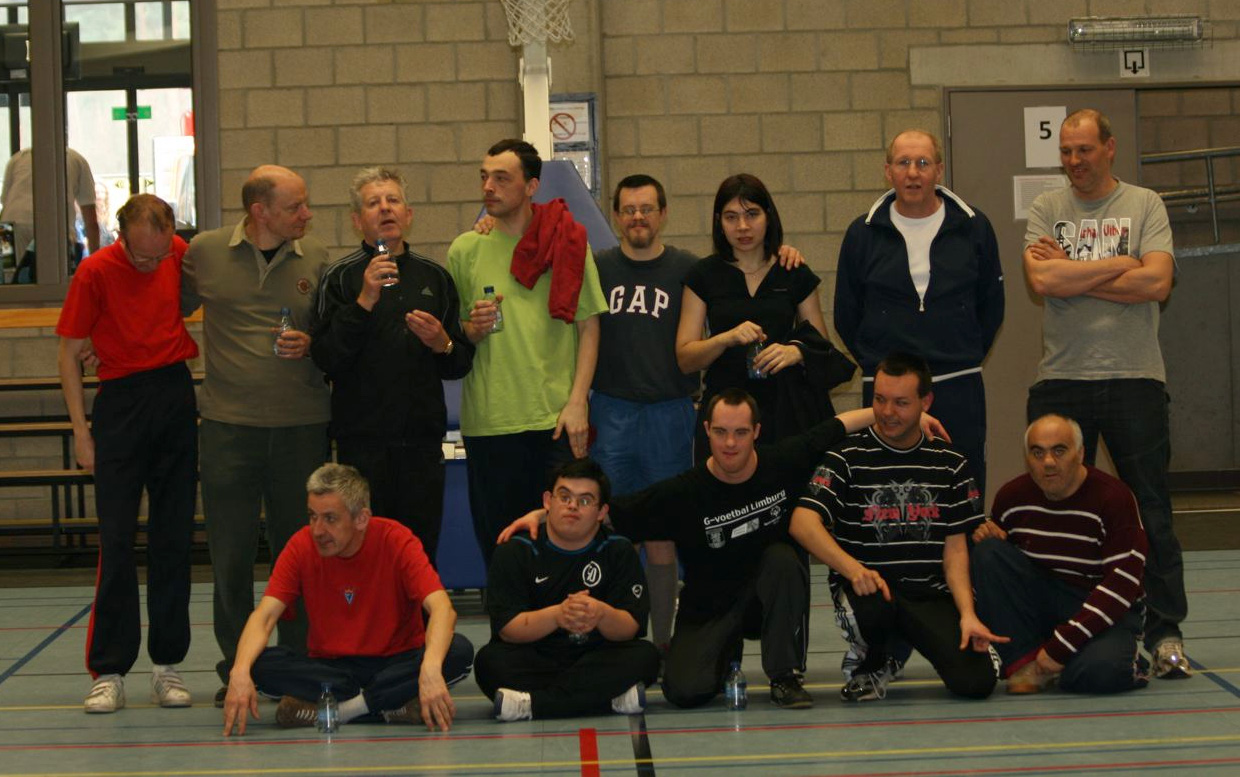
[{"xmin": 510, "ymin": 198, "xmax": 588, "ymax": 323}]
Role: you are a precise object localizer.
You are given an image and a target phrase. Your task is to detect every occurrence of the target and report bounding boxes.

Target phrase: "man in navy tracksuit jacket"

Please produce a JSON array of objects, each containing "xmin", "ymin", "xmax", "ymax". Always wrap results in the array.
[{"xmin": 834, "ymin": 130, "xmax": 1004, "ymax": 492}]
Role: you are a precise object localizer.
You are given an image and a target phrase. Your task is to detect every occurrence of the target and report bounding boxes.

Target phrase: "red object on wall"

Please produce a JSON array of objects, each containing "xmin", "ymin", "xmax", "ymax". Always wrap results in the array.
[{"xmin": 181, "ymin": 110, "xmax": 194, "ymax": 136}]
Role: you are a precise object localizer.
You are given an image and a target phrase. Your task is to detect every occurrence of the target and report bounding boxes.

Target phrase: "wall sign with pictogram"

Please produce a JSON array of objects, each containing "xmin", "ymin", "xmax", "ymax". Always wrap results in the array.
[{"xmin": 550, "ymin": 94, "xmax": 598, "ymax": 198}]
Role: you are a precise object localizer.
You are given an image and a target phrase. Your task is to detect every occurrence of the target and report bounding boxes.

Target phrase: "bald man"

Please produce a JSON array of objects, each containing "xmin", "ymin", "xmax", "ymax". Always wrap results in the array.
[
  {"xmin": 835, "ymin": 129, "xmax": 1004, "ymax": 494},
  {"xmin": 182, "ymin": 165, "xmax": 333, "ymax": 704}
]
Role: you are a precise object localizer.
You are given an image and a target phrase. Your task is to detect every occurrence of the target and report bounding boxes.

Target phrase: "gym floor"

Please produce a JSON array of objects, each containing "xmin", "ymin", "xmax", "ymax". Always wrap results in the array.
[{"xmin": 2, "ymin": 543, "xmax": 1238, "ymax": 776}]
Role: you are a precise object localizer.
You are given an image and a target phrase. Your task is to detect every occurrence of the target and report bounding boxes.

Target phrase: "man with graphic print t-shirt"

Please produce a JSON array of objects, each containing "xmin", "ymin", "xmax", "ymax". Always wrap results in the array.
[
  {"xmin": 1022, "ymin": 108, "xmax": 1186, "ymax": 679},
  {"xmin": 475, "ymin": 458, "xmax": 658, "ymax": 721},
  {"xmin": 789, "ymin": 353, "xmax": 1002, "ymax": 703}
]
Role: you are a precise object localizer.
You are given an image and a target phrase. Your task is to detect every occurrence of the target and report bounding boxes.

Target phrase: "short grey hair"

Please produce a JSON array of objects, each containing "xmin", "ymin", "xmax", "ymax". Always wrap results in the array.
[
  {"xmin": 306, "ymin": 463, "xmax": 370, "ymax": 517},
  {"xmin": 349, "ymin": 166, "xmax": 408, "ymax": 214},
  {"xmin": 1024, "ymin": 414, "xmax": 1084, "ymax": 451}
]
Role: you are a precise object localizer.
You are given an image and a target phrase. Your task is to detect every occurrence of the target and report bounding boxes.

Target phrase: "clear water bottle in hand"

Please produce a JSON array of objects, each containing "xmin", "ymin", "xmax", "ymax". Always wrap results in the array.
[
  {"xmin": 274, "ymin": 307, "xmax": 292, "ymax": 356},
  {"xmin": 376, "ymin": 238, "xmax": 398, "ymax": 287},
  {"xmin": 484, "ymin": 285, "xmax": 504, "ymax": 332},
  {"xmin": 746, "ymin": 340, "xmax": 767, "ymax": 380},
  {"xmin": 724, "ymin": 661, "xmax": 747, "ymax": 710},
  {"xmin": 317, "ymin": 682, "xmax": 339, "ymax": 735}
]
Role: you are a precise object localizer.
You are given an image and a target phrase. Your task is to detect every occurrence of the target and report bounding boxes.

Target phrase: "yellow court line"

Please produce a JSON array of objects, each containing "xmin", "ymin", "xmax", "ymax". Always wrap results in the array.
[{"xmin": 7, "ymin": 732, "xmax": 1240, "ymax": 777}]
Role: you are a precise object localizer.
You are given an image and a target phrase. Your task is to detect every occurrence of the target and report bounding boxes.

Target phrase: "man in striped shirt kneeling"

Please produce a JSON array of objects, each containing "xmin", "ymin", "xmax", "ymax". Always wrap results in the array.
[{"xmin": 971, "ymin": 413, "xmax": 1151, "ymax": 694}]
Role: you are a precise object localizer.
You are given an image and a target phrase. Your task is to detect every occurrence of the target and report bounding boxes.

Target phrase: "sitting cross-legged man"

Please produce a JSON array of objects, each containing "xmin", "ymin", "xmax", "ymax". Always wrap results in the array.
[
  {"xmin": 221, "ymin": 464, "xmax": 474, "ymax": 735},
  {"xmin": 475, "ymin": 458, "xmax": 660, "ymax": 722},
  {"xmin": 971, "ymin": 413, "xmax": 1151, "ymax": 695}
]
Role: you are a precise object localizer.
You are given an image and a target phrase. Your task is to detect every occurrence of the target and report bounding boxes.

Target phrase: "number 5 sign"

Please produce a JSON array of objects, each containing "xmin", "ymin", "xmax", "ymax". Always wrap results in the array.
[{"xmin": 1024, "ymin": 106, "xmax": 1066, "ymax": 169}]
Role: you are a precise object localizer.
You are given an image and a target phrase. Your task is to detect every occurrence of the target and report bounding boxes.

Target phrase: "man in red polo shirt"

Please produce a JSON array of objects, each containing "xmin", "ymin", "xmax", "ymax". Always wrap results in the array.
[
  {"xmin": 56, "ymin": 193, "xmax": 199, "ymax": 714},
  {"xmin": 221, "ymin": 463, "xmax": 473, "ymax": 735}
]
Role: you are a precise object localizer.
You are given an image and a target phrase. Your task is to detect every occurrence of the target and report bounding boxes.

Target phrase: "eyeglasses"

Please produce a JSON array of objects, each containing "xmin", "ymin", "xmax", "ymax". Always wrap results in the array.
[
  {"xmin": 891, "ymin": 157, "xmax": 937, "ymax": 171},
  {"xmin": 619, "ymin": 205, "xmax": 659, "ymax": 218},
  {"xmin": 121, "ymin": 239, "xmax": 173, "ymax": 266},
  {"xmin": 553, "ymin": 490, "xmax": 598, "ymax": 509}
]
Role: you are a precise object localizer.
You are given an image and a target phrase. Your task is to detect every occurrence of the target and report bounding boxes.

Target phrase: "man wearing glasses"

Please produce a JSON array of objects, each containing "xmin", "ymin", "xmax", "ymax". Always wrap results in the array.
[
  {"xmin": 475, "ymin": 458, "xmax": 659, "ymax": 721},
  {"xmin": 834, "ymin": 129, "xmax": 1004, "ymax": 493},
  {"xmin": 56, "ymin": 194, "xmax": 199, "ymax": 713}
]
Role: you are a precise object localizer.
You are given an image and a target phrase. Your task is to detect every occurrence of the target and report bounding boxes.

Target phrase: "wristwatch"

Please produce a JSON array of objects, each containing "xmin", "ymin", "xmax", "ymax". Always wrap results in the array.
[{"xmin": 439, "ymin": 337, "xmax": 455, "ymax": 356}]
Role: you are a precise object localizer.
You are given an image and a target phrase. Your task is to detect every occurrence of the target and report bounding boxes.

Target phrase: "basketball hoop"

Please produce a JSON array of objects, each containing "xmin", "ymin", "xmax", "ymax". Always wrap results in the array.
[{"xmin": 500, "ymin": 0, "xmax": 574, "ymax": 47}]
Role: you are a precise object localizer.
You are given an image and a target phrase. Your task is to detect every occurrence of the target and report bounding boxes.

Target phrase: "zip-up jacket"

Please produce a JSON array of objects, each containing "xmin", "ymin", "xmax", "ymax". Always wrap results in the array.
[
  {"xmin": 834, "ymin": 185, "xmax": 1004, "ymax": 377},
  {"xmin": 311, "ymin": 243, "xmax": 474, "ymax": 442}
]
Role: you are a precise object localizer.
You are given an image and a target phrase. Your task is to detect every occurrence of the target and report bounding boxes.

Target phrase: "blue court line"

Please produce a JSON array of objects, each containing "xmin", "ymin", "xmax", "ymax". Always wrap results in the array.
[
  {"xmin": 1191, "ymin": 657, "xmax": 1240, "ymax": 699},
  {"xmin": 0, "ymin": 602, "xmax": 91, "ymax": 687}
]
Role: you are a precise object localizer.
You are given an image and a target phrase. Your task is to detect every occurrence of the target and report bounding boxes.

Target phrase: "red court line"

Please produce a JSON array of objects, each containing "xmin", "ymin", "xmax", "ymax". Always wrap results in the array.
[
  {"xmin": 578, "ymin": 727, "xmax": 601, "ymax": 777},
  {"xmin": 3, "ymin": 705, "xmax": 1239, "ymax": 753}
]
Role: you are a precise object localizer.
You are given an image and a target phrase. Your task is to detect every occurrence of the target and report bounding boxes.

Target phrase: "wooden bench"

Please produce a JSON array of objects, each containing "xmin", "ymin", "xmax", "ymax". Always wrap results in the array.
[{"xmin": 0, "ymin": 468, "xmax": 94, "ymax": 548}]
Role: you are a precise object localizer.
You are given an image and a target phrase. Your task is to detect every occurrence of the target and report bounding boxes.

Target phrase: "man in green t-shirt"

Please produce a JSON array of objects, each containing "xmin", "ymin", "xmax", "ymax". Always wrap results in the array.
[{"xmin": 447, "ymin": 139, "xmax": 607, "ymax": 564}]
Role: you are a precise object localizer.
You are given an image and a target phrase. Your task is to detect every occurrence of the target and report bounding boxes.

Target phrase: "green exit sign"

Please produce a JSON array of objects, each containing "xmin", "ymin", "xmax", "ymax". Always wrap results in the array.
[{"xmin": 112, "ymin": 106, "xmax": 152, "ymax": 120}]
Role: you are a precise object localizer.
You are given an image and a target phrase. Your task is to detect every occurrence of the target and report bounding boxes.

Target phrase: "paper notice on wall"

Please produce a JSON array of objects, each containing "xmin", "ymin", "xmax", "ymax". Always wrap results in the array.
[{"xmin": 1013, "ymin": 174, "xmax": 1068, "ymax": 220}]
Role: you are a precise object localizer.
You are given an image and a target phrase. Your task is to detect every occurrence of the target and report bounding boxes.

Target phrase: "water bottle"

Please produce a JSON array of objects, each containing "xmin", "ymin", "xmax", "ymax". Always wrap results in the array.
[
  {"xmin": 724, "ymin": 661, "xmax": 747, "ymax": 710},
  {"xmin": 376, "ymin": 237, "xmax": 398, "ymax": 287},
  {"xmin": 484, "ymin": 285, "xmax": 504, "ymax": 332},
  {"xmin": 746, "ymin": 340, "xmax": 767, "ymax": 380},
  {"xmin": 317, "ymin": 682, "xmax": 339, "ymax": 735},
  {"xmin": 274, "ymin": 307, "xmax": 292, "ymax": 356}
]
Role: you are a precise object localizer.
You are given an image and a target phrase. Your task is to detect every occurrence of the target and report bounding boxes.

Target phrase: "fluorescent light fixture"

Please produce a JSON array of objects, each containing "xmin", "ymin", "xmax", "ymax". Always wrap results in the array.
[{"xmin": 1068, "ymin": 16, "xmax": 1205, "ymax": 48}]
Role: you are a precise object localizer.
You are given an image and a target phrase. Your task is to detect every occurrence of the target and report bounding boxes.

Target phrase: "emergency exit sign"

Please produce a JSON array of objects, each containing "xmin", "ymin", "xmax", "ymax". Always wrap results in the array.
[{"xmin": 112, "ymin": 106, "xmax": 151, "ymax": 120}]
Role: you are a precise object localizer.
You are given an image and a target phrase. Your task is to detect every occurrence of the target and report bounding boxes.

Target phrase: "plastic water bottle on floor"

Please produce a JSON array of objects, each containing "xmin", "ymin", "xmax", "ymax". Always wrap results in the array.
[
  {"xmin": 317, "ymin": 682, "xmax": 339, "ymax": 735},
  {"xmin": 724, "ymin": 661, "xmax": 747, "ymax": 710}
]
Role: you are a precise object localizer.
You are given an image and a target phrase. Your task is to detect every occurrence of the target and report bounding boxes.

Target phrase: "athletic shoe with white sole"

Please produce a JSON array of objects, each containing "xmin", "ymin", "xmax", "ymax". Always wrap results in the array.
[
  {"xmin": 611, "ymin": 683, "xmax": 646, "ymax": 715},
  {"xmin": 493, "ymin": 688, "xmax": 533, "ymax": 722},
  {"xmin": 151, "ymin": 665, "xmax": 192, "ymax": 707},
  {"xmin": 84, "ymin": 674, "xmax": 125, "ymax": 714}
]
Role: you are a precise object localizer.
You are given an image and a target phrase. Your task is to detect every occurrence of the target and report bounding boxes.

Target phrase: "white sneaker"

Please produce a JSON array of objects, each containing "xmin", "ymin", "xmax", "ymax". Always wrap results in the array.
[
  {"xmin": 85, "ymin": 674, "xmax": 125, "ymax": 713},
  {"xmin": 611, "ymin": 683, "xmax": 646, "ymax": 715},
  {"xmin": 150, "ymin": 665, "xmax": 192, "ymax": 707},
  {"xmin": 493, "ymin": 688, "xmax": 532, "ymax": 722}
]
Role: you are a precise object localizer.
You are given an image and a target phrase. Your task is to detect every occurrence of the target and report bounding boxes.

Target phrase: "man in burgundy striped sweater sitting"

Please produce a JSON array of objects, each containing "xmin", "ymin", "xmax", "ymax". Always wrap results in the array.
[{"xmin": 970, "ymin": 413, "xmax": 1151, "ymax": 694}]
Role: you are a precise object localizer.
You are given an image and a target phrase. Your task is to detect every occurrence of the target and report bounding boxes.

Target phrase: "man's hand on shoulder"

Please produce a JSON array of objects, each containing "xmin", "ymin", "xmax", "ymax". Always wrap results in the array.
[{"xmin": 497, "ymin": 508, "xmax": 547, "ymax": 543}]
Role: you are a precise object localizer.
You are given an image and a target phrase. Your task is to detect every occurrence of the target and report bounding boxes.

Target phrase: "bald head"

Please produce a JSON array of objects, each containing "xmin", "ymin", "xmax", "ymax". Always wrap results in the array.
[
  {"xmin": 1024, "ymin": 414, "xmax": 1087, "ymax": 501},
  {"xmin": 242, "ymin": 165, "xmax": 303, "ymax": 211},
  {"xmin": 886, "ymin": 129, "xmax": 943, "ymax": 164},
  {"xmin": 242, "ymin": 165, "xmax": 312, "ymax": 248}
]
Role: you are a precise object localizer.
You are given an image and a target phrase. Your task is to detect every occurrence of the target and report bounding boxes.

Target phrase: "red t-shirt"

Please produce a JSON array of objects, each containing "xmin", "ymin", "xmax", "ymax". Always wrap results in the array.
[
  {"xmin": 263, "ymin": 517, "xmax": 445, "ymax": 659},
  {"xmin": 56, "ymin": 237, "xmax": 198, "ymax": 381}
]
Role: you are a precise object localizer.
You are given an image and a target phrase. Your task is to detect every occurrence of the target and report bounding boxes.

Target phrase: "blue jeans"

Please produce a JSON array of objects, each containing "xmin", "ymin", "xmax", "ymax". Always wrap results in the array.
[
  {"xmin": 252, "ymin": 634, "xmax": 474, "ymax": 713},
  {"xmin": 589, "ymin": 393, "xmax": 695, "ymax": 497},
  {"xmin": 972, "ymin": 539, "xmax": 1148, "ymax": 694},
  {"xmin": 1027, "ymin": 378, "xmax": 1184, "ymax": 648}
]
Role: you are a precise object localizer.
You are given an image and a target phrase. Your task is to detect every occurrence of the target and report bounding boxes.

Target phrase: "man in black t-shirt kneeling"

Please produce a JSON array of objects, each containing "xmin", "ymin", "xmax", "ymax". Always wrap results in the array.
[{"xmin": 475, "ymin": 458, "xmax": 660, "ymax": 721}]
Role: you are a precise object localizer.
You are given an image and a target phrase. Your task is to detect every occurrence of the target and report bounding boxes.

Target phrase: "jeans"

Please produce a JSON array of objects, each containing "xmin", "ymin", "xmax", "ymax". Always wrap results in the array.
[
  {"xmin": 251, "ymin": 635, "xmax": 475, "ymax": 713},
  {"xmin": 589, "ymin": 393, "xmax": 695, "ymax": 497},
  {"xmin": 972, "ymin": 539, "xmax": 1148, "ymax": 694},
  {"xmin": 1027, "ymin": 378, "xmax": 1184, "ymax": 648}
]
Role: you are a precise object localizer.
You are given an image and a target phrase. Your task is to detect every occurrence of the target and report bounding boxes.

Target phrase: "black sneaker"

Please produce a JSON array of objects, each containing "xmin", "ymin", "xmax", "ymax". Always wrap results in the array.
[
  {"xmin": 840, "ymin": 671, "xmax": 890, "ymax": 702},
  {"xmin": 769, "ymin": 673, "xmax": 813, "ymax": 709}
]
